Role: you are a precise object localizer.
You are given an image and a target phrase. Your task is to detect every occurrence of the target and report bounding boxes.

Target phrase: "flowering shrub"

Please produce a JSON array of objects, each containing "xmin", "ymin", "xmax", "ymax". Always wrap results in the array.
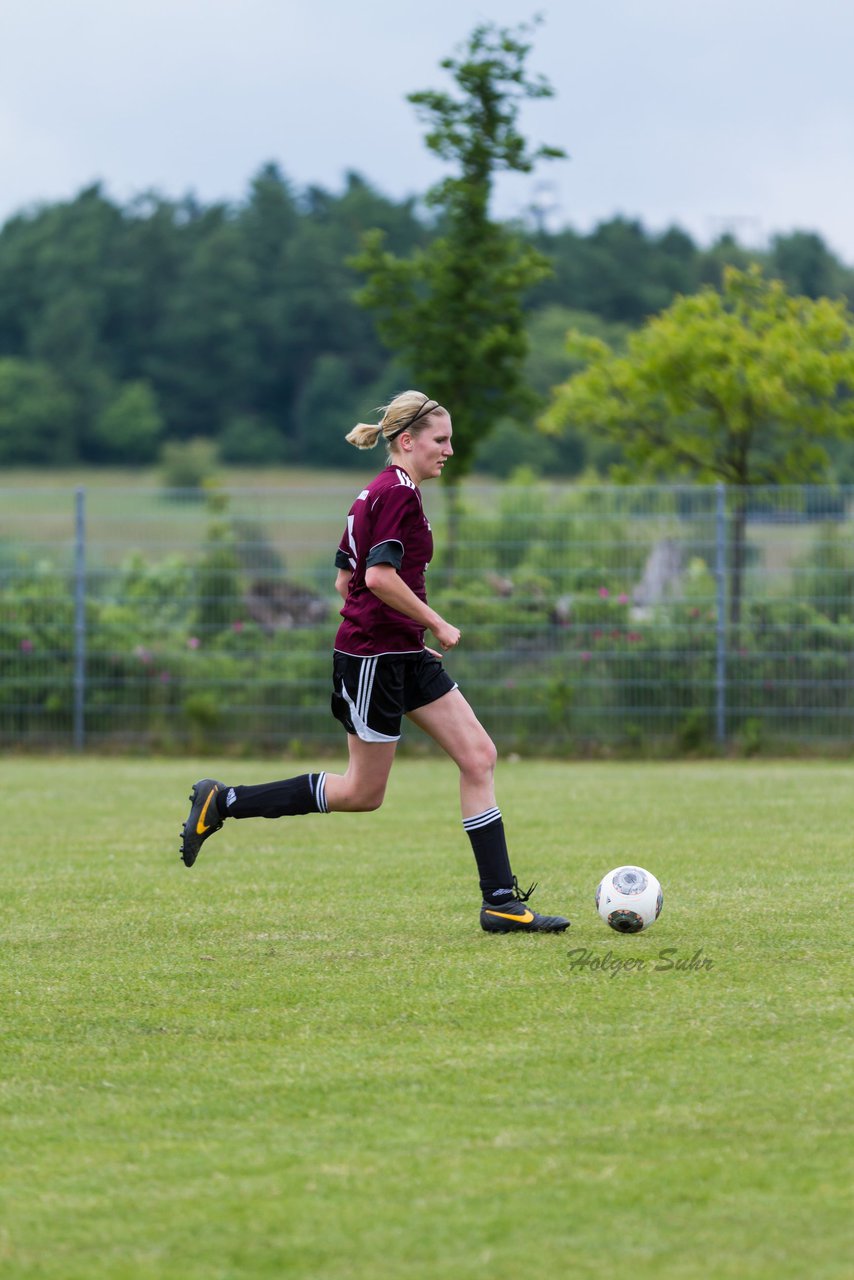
[{"xmin": 3, "ymin": 486, "xmax": 854, "ymax": 754}]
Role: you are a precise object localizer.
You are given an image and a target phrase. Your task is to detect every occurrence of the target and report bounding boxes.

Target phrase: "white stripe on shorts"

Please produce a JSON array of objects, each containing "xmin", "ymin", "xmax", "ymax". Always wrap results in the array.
[
  {"xmin": 356, "ymin": 656, "xmax": 377, "ymax": 724},
  {"xmin": 342, "ymin": 659, "xmax": 399, "ymax": 743}
]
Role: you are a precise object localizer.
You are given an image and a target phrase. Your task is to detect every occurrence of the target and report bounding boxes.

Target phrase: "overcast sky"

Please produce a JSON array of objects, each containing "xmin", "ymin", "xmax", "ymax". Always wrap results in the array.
[{"xmin": 2, "ymin": 0, "xmax": 853, "ymax": 260}]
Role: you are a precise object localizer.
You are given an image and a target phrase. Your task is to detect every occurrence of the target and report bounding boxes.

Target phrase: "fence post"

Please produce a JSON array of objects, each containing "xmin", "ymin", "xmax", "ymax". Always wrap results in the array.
[
  {"xmin": 73, "ymin": 486, "xmax": 86, "ymax": 751},
  {"xmin": 714, "ymin": 482, "xmax": 727, "ymax": 747}
]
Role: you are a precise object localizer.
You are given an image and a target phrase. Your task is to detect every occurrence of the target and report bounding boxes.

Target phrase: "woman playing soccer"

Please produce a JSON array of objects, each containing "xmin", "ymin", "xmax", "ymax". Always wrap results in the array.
[{"xmin": 180, "ymin": 390, "xmax": 569, "ymax": 934}]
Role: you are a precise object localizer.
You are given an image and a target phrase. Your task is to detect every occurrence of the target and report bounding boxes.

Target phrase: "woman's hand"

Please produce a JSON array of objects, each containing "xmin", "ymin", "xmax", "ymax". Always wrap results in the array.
[
  {"xmin": 430, "ymin": 618, "xmax": 460, "ymax": 651},
  {"xmin": 365, "ymin": 565, "xmax": 460, "ymax": 650}
]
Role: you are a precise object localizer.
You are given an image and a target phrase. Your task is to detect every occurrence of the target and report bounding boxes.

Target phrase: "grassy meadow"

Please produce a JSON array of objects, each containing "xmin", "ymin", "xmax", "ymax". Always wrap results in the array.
[{"xmin": 1, "ymin": 756, "xmax": 850, "ymax": 1279}]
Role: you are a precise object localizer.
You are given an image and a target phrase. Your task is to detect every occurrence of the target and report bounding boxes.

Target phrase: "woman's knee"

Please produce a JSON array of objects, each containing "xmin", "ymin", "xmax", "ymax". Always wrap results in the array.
[
  {"xmin": 459, "ymin": 732, "xmax": 498, "ymax": 781},
  {"xmin": 357, "ymin": 785, "xmax": 386, "ymax": 812},
  {"xmin": 341, "ymin": 777, "xmax": 387, "ymax": 812}
]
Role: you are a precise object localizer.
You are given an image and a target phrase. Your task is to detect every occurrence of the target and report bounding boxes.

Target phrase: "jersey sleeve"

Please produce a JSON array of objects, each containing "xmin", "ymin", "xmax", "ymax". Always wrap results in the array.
[
  {"xmin": 365, "ymin": 540, "xmax": 403, "ymax": 570},
  {"xmin": 366, "ymin": 484, "xmax": 420, "ymax": 569}
]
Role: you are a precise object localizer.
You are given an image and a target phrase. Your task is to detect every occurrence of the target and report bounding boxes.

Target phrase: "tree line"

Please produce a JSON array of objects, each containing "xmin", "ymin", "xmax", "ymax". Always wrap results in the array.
[{"xmin": 1, "ymin": 164, "xmax": 853, "ymax": 475}]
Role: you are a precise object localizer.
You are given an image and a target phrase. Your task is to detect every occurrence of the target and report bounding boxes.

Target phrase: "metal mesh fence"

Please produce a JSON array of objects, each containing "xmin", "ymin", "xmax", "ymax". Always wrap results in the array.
[{"xmin": 2, "ymin": 482, "xmax": 853, "ymax": 753}]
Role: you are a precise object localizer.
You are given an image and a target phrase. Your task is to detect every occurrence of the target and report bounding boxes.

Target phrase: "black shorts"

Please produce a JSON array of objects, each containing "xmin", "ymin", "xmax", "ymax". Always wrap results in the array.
[{"xmin": 331, "ymin": 650, "xmax": 457, "ymax": 743}]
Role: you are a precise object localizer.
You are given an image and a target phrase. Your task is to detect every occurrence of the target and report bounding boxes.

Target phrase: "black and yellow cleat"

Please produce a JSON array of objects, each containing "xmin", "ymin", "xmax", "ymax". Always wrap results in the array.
[
  {"xmin": 180, "ymin": 778, "xmax": 226, "ymax": 867},
  {"xmin": 480, "ymin": 880, "xmax": 570, "ymax": 934}
]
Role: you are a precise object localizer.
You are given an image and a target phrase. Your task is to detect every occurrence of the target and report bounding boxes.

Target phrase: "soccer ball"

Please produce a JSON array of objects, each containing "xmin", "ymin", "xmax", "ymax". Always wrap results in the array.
[{"xmin": 596, "ymin": 865, "xmax": 663, "ymax": 933}]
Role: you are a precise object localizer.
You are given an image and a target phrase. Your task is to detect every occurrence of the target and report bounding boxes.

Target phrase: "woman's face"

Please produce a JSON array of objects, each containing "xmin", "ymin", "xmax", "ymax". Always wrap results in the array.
[{"xmin": 400, "ymin": 411, "xmax": 454, "ymax": 483}]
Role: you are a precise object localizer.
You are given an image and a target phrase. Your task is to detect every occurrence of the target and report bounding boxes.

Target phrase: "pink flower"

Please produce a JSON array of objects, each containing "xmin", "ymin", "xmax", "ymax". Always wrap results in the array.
[
  {"xmin": 187, "ymin": 636, "xmax": 200, "ymax": 650},
  {"xmin": 628, "ymin": 631, "xmax": 642, "ymax": 643},
  {"xmin": 618, "ymin": 593, "xmax": 629, "ymax": 605},
  {"xmin": 20, "ymin": 638, "xmax": 33, "ymax": 653},
  {"xmin": 232, "ymin": 620, "xmax": 244, "ymax": 633},
  {"xmin": 599, "ymin": 587, "xmax": 609, "ymax": 598},
  {"xmin": 581, "ymin": 651, "xmax": 591, "ymax": 662}
]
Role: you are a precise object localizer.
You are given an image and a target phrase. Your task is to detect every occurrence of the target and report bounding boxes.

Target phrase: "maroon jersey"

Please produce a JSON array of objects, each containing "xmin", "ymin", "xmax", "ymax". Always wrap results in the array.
[{"xmin": 334, "ymin": 465, "xmax": 434, "ymax": 655}]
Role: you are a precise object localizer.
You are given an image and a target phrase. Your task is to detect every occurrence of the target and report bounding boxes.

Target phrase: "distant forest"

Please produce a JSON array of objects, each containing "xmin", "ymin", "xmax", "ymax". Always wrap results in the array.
[{"xmin": 1, "ymin": 163, "xmax": 853, "ymax": 477}]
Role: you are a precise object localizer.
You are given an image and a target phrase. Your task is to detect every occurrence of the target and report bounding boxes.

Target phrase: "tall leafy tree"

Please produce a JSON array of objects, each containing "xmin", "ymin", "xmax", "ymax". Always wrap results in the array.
[
  {"xmin": 151, "ymin": 208, "xmax": 257, "ymax": 439},
  {"xmin": 0, "ymin": 358, "xmax": 77, "ymax": 465},
  {"xmin": 118, "ymin": 193, "xmax": 199, "ymax": 385},
  {"xmin": 352, "ymin": 19, "xmax": 566, "ymax": 554},
  {"xmin": 543, "ymin": 266, "xmax": 854, "ymax": 624},
  {"xmin": 768, "ymin": 230, "xmax": 851, "ymax": 300},
  {"xmin": 236, "ymin": 164, "xmax": 301, "ymax": 444},
  {"xmin": 528, "ymin": 220, "xmax": 703, "ymax": 324},
  {"xmin": 236, "ymin": 168, "xmax": 426, "ymax": 460},
  {"xmin": 1, "ymin": 186, "xmax": 126, "ymax": 453}
]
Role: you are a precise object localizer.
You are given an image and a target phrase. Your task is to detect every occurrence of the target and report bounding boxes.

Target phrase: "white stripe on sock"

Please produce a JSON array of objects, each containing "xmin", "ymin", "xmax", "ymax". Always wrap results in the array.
[
  {"xmin": 316, "ymin": 771, "xmax": 328, "ymax": 813},
  {"xmin": 463, "ymin": 807, "xmax": 502, "ymax": 831}
]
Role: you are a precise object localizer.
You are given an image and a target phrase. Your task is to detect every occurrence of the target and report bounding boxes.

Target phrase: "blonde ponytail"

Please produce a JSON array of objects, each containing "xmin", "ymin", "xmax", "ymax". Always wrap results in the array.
[
  {"xmin": 345, "ymin": 391, "xmax": 444, "ymax": 455},
  {"xmin": 345, "ymin": 422, "xmax": 383, "ymax": 450}
]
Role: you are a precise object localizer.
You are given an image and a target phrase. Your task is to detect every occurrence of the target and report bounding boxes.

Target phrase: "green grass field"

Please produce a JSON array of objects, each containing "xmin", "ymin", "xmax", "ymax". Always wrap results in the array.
[{"xmin": 2, "ymin": 757, "xmax": 851, "ymax": 1279}]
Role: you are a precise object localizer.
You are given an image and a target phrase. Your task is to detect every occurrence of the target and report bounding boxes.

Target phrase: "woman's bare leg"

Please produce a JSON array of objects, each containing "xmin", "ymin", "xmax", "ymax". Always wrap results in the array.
[
  {"xmin": 406, "ymin": 688, "xmax": 497, "ymax": 818},
  {"xmin": 324, "ymin": 733, "xmax": 399, "ymax": 812}
]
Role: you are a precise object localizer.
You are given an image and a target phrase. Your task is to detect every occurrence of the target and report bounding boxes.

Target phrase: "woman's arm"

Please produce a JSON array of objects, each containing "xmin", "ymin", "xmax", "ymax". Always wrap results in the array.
[{"xmin": 365, "ymin": 564, "xmax": 460, "ymax": 651}]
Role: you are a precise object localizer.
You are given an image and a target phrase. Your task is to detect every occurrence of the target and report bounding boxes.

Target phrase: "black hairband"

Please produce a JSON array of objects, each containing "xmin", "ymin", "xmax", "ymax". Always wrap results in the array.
[{"xmin": 385, "ymin": 396, "xmax": 436, "ymax": 441}]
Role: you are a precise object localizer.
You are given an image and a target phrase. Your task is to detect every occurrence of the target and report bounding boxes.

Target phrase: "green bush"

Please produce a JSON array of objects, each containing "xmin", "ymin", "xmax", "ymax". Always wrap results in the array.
[
  {"xmin": 218, "ymin": 414, "xmax": 296, "ymax": 465},
  {"xmin": 91, "ymin": 381, "xmax": 164, "ymax": 464},
  {"xmin": 158, "ymin": 437, "xmax": 219, "ymax": 491},
  {"xmin": 0, "ymin": 358, "xmax": 78, "ymax": 465},
  {"xmin": 4, "ymin": 491, "xmax": 854, "ymax": 755}
]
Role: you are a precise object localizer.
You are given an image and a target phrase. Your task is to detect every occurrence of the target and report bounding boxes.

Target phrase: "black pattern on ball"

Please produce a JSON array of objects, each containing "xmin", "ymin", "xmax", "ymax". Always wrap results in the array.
[{"xmin": 607, "ymin": 909, "xmax": 644, "ymax": 933}]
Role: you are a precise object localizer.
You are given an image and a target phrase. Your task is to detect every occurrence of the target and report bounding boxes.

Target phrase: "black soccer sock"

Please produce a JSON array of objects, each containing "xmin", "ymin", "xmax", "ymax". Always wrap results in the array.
[
  {"xmin": 216, "ymin": 772, "xmax": 329, "ymax": 819},
  {"xmin": 463, "ymin": 807, "xmax": 515, "ymax": 904}
]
